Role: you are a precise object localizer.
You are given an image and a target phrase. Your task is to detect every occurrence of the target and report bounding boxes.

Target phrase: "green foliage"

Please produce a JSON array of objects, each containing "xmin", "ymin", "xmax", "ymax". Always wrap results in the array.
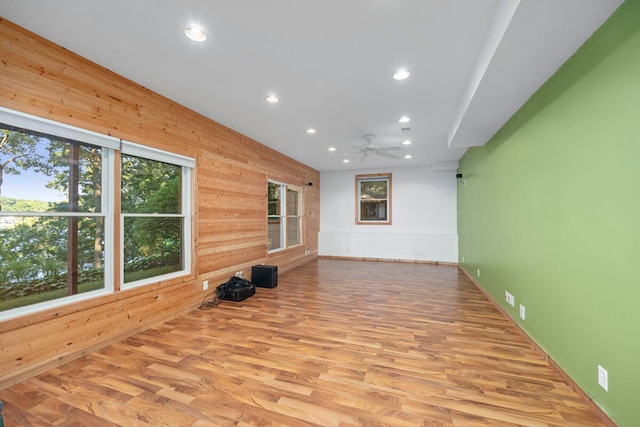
[
  {"xmin": 123, "ymin": 264, "xmax": 181, "ymax": 286},
  {"xmin": 0, "ymin": 268, "xmax": 103, "ymax": 300},
  {"xmin": 0, "ymin": 128, "xmax": 50, "ymax": 177},
  {"xmin": 360, "ymin": 180, "xmax": 387, "ymax": 199},
  {"xmin": 0, "ymin": 272, "xmax": 104, "ymax": 311},
  {"xmin": 121, "ymin": 154, "xmax": 182, "ymax": 269},
  {"xmin": 121, "ymin": 155, "xmax": 180, "ymax": 214},
  {"xmin": 44, "ymin": 140, "xmax": 102, "ymax": 212},
  {"xmin": 0, "ymin": 197, "xmax": 51, "ymax": 212},
  {"xmin": 123, "ymin": 216, "xmax": 181, "ymax": 264},
  {"xmin": 268, "ymin": 183, "xmax": 281, "ymax": 216}
]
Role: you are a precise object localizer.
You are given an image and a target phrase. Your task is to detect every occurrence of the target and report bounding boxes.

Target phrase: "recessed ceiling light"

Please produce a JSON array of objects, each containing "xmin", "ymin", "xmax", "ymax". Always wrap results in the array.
[
  {"xmin": 343, "ymin": 159, "xmax": 350, "ymax": 163},
  {"xmin": 402, "ymin": 140, "xmax": 412, "ymax": 145},
  {"xmin": 264, "ymin": 95, "xmax": 280, "ymax": 103},
  {"xmin": 306, "ymin": 128, "xmax": 316, "ymax": 134},
  {"xmin": 328, "ymin": 147, "xmax": 337, "ymax": 152},
  {"xmin": 393, "ymin": 69, "xmax": 410, "ymax": 80},
  {"xmin": 404, "ymin": 154, "xmax": 413, "ymax": 159},
  {"xmin": 399, "ymin": 116, "xmax": 411, "ymax": 123},
  {"xmin": 184, "ymin": 26, "xmax": 207, "ymax": 42}
]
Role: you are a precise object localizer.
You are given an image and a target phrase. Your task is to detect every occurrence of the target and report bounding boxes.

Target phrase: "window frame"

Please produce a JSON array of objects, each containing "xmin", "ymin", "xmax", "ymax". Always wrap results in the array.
[
  {"xmin": 267, "ymin": 180, "xmax": 285, "ymax": 252},
  {"xmin": 119, "ymin": 140, "xmax": 194, "ymax": 290},
  {"xmin": 0, "ymin": 107, "xmax": 117, "ymax": 320},
  {"xmin": 267, "ymin": 180, "xmax": 302, "ymax": 253},
  {"xmin": 355, "ymin": 173, "xmax": 392, "ymax": 225},
  {"xmin": 286, "ymin": 185, "xmax": 302, "ymax": 247}
]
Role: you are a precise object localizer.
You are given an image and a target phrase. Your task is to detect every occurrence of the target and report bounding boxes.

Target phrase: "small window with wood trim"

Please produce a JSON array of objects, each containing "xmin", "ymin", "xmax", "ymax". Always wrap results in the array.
[{"xmin": 356, "ymin": 173, "xmax": 392, "ymax": 224}]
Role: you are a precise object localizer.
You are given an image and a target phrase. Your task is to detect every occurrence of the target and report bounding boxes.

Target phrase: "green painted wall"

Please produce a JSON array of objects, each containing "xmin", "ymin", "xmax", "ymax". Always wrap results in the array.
[{"xmin": 457, "ymin": 2, "xmax": 640, "ymax": 425}]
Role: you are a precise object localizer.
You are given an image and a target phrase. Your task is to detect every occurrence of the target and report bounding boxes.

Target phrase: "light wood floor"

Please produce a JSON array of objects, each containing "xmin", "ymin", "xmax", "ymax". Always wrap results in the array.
[{"xmin": 0, "ymin": 259, "xmax": 608, "ymax": 426}]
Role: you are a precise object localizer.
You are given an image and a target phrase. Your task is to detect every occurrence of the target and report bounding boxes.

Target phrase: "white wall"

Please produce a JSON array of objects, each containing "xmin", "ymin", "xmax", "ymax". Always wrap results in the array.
[{"xmin": 319, "ymin": 165, "xmax": 458, "ymax": 262}]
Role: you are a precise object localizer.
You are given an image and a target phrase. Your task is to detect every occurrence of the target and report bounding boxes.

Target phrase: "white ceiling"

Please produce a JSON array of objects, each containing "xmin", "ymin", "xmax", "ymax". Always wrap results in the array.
[{"xmin": 0, "ymin": 0, "xmax": 623, "ymax": 172}]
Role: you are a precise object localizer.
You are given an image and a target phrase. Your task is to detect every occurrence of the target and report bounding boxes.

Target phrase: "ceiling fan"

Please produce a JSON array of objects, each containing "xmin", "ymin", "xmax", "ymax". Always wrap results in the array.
[{"xmin": 346, "ymin": 134, "xmax": 404, "ymax": 162}]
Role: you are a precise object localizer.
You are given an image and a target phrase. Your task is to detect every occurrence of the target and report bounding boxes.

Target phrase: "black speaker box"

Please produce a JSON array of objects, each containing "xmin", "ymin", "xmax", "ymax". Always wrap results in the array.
[{"xmin": 251, "ymin": 265, "xmax": 278, "ymax": 288}]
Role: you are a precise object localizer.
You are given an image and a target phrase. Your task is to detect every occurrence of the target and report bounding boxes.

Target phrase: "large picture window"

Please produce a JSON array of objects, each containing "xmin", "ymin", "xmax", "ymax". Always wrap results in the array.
[
  {"xmin": 268, "ymin": 181, "xmax": 302, "ymax": 252},
  {"xmin": 0, "ymin": 107, "xmax": 193, "ymax": 319},
  {"xmin": 356, "ymin": 173, "xmax": 392, "ymax": 224},
  {"xmin": 0, "ymin": 108, "xmax": 116, "ymax": 317}
]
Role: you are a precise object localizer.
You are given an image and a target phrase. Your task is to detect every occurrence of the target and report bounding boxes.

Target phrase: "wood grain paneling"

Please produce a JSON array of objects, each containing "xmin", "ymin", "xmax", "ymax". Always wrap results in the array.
[{"xmin": 0, "ymin": 18, "xmax": 319, "ymax": 387}]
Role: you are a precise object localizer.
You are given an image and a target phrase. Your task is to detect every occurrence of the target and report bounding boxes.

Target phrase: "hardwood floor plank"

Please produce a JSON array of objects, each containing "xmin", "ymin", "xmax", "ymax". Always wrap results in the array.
[{"xmin": 0, "ymin": 259, "xmax": 610, "ymax": 426}]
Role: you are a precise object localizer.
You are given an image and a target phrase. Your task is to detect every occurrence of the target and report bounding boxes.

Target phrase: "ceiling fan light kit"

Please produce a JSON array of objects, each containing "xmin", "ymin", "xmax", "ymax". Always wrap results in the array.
[{"xmin": 393, "ymin": 69, "xmax": 411, "ymax": 80}]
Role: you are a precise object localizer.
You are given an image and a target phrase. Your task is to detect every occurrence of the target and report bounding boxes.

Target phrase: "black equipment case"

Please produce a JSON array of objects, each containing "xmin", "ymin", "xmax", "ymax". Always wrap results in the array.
[{"xmin": 217, "ymin": 277, "xmax": 255, "ymax": 302}]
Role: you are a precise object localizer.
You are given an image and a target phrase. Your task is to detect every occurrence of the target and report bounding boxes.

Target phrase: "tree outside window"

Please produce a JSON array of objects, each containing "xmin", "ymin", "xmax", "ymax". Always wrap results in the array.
[
  {"xmin": 0, "ymin": 126, "xmax": 110, "ymax": 313},
  {"xmin": 356, "ymin": 173, "xmax": 392, "ymax": 224},
  {"xmin": 121, "ymin": 155, "xmax": 184, "ymax": 285}
]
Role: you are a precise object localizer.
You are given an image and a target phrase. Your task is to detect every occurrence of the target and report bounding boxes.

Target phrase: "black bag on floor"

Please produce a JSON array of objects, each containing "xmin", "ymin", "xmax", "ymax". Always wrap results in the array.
[{"xmin": 217, "ymin": 277, "xmax": 255, "ymax": 302}]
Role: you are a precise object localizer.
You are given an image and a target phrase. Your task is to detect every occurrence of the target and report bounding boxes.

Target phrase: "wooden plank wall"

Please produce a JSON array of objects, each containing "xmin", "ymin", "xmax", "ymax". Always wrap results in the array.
[{"xmin": 0, "ymin": 18, "xmax": 320, "ymax": 388}]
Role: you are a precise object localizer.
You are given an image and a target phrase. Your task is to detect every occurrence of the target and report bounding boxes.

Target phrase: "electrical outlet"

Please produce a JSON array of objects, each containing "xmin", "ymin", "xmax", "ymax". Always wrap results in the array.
[
  {"xmin": 235, "ymin": 271, "xmax": 243, "ymax": 278},
  {"xmin": 477, "ymin": 268, "xmax": 480, "ymax": 277},
  {"xmin": 203, "ymin": 280, "xmax": 208, "ymax": 290},
  {"xmin": 598, "ymin": 365, "xmax": 608, "ymax": 391},
  {"xmin": 462, "ymin": 256, "xmax": 465, "ymax": 263},
  {"xmin": 505, "ymin": 291, "xmax": 515, "ymax": 307},
  {"xmin": 519, "ymin": 304, "xmax": 526, "ymax": 320}
]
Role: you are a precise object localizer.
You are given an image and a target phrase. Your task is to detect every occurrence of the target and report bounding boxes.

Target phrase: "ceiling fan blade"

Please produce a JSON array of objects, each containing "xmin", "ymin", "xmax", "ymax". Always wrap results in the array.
[
  {"xmin": 377, "ymin": 145, "xmax": 403, "ymax": 151},
  {"xmin": 376, "ymin": 151, "xmax": 401, "ymax": 159},
  {"xmin": 359, "ymin": 152, "xmax": 369, "ymax": 162}
]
